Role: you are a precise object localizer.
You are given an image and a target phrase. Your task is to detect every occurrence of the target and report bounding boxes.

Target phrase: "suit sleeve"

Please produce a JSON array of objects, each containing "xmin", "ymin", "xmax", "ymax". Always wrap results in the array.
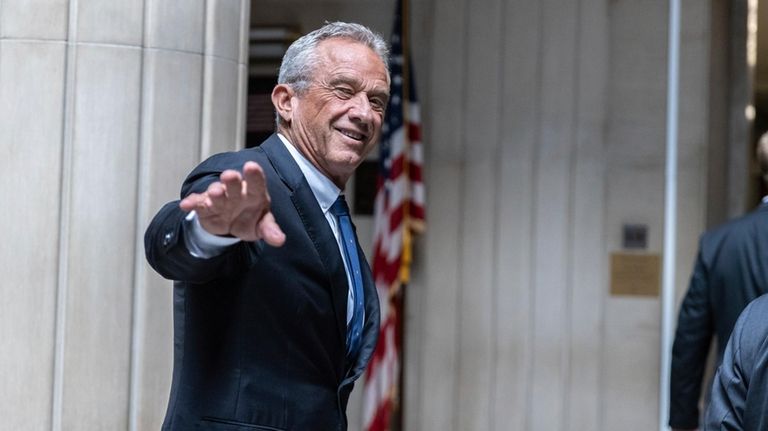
[
  {"xmin": 144, "ymin": 152, "xmax": 260, "ymax": 283},
  {"xmin": 703, "ymin": 300, "xmax": 755, "ymax": 430},
  {"xmin": 670, "ymin": 247, "xmax": 715, "ymax": 429}
]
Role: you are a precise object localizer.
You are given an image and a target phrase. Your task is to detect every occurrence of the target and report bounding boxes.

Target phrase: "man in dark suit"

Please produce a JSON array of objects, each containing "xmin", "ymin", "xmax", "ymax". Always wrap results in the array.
[
  {"xmin": 669, "ymin": 133, "xmax": 768, "ymax": 431},
  {"xmin": 703, "ymin": 293, "xmax": 768, "ymax": 430},
  {"xmin": 144, "ymin": 22, "xmax": 390, "ymax": 431}
]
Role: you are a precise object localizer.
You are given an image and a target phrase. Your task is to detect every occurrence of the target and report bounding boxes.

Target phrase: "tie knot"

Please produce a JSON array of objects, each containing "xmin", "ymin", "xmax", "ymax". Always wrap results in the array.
[{"xmin": 330, "ymin": 195, "xmax": 350, "ymax": 217}]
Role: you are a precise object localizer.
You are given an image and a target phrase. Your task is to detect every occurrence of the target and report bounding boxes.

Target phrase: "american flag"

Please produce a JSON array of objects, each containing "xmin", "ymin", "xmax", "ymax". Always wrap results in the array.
[{"xmin": 363, "ymin": 0, "xmax": 425, "ymax": 429}]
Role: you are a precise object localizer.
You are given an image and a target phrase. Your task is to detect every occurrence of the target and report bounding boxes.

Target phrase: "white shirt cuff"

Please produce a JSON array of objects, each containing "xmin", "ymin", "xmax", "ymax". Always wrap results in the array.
[{"xmin": 183, "ymin": 211, "xmax": 240, "ymax": 258}]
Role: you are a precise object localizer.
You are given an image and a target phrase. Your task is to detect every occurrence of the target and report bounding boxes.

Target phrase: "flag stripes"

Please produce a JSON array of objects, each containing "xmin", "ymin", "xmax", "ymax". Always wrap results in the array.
[{"xmin": 362, "ymin": 0, "xmax": 425, "ymax": 429}]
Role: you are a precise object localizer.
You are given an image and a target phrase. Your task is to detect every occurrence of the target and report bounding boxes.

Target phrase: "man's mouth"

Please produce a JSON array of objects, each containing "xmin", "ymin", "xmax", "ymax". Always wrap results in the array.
[{"xmin": 336, "ymin": 128, "xmax": 367, "ymax": 142}]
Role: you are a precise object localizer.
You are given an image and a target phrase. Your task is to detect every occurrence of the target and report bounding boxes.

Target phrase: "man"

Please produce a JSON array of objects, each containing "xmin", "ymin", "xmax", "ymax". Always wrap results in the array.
[
  {"xmin": 145, "ymin": 22, "xmax": 389, "ymax": 431},
  {"xmin": 669, "ymin": 133, "xmax": 768, "ymax": 430},
  {"xmin": 703, "ymin": 293, "xmax": 768, "ymax": 430}
]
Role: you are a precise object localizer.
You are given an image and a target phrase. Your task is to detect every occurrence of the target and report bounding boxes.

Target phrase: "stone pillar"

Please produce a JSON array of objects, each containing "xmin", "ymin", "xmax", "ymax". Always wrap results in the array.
[{"xmin": 0, "ymin": 1, "xmax": 250, "ymax": 429}]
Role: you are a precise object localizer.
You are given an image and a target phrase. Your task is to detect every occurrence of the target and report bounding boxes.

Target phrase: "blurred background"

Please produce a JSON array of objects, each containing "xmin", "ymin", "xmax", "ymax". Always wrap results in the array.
[{"xmin": 1, "ymin": 0, "xmax": 765, "ymax": 429}]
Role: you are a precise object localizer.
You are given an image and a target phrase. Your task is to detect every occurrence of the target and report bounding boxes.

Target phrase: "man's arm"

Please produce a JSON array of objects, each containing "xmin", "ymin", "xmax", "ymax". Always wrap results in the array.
[{"xmin": 670, "ymin": 249, "xmax": 714, "ymax": 429}]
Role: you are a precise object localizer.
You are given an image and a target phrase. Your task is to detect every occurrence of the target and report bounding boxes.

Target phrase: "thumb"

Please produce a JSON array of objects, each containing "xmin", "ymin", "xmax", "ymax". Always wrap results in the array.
[{"xmin": 258, "ymin": 212, "xmax": 286, "ymax": 247}]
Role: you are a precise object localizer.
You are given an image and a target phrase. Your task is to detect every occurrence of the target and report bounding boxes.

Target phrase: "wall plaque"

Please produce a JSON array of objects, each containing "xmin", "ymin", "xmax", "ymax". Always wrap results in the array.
[{"xmin": 610, "ymin": 252, "xmax": 661, "ymax": 296}]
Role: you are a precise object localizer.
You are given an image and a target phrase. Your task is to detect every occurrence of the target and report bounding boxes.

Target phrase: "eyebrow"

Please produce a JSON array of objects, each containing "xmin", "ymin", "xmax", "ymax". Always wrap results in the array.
[{"xmin": 329, "ymin": 75, "xmax": 389, "ymax": 97}]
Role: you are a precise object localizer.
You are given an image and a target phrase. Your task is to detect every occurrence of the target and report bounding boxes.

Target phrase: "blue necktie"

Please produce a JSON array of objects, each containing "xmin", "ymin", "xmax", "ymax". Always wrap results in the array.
[{"xmin": 330, "ymin": 195, "xmax": 365, "ymax": 359}]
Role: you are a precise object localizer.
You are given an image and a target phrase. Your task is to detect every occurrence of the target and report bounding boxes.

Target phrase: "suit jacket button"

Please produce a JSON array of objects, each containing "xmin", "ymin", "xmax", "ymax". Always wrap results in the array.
[{"xmin": 163, "ymin": 232, "xmax": 173, "ymax": 246}]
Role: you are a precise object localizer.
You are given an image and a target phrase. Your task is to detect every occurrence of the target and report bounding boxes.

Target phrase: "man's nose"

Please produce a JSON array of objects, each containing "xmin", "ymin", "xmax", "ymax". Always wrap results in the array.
[{"xmin": 348, "ymin": 93, "xmax": 374, "ymax": 126}]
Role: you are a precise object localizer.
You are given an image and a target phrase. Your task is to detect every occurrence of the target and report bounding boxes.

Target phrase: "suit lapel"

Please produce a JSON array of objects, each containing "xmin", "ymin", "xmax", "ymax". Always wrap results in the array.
[{"xmin": 260, "ymin": 135, "xmax": 349, "ymax": 348}]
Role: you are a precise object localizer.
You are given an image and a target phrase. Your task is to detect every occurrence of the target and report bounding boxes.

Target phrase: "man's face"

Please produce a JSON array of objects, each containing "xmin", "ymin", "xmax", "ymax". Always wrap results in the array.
[{"xmin": 288, "ymin": 38, "xmax": 390, "ymax": 187}]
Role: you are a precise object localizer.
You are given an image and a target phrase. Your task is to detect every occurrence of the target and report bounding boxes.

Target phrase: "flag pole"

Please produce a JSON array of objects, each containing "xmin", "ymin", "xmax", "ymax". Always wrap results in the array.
[
  {"xmin": 395, "ymin": 2, "xmax": 409, "ymax": 430},
  {"xmin": 400, "ymin": 0, "xmax": 413, "ymax": 286}
]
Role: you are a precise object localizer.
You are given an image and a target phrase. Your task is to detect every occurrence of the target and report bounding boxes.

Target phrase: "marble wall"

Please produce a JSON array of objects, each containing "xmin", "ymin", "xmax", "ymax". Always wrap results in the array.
[{"xmin": 0, "ymin": 1, "xmax": 250, "ymax": 429}]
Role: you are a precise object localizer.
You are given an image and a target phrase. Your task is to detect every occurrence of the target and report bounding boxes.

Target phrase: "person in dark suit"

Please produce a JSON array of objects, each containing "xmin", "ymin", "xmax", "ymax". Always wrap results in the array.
[
  {"xmin": 144, "ymin": 22, "xmax": 390, "ymax": 431},
  {"xmin": 703, "ymin": 293, "xmax": 768, "ymax": 430},
  {"xmin": 669, "ymin": 133, "xmax": 768, "ymax": 431}
]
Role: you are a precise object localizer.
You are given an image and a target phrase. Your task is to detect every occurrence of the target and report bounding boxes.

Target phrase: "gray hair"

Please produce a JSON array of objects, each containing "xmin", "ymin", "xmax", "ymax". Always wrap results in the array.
[{"xmin": 275, "ymin": 22, "xmax": 389, "ymax": 125}]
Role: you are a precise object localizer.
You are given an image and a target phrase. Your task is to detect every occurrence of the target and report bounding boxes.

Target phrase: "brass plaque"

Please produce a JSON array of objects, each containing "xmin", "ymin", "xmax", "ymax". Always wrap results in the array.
[{"xmin": 610, "ymin": 253, "xmax": 661, "ymax": 296}]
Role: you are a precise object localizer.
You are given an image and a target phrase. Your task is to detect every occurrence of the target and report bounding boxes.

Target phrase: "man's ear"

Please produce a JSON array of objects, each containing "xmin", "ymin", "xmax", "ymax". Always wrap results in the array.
[{"xmin": 272, "ymin": 84, "xmax": 294, "ymax": 124}]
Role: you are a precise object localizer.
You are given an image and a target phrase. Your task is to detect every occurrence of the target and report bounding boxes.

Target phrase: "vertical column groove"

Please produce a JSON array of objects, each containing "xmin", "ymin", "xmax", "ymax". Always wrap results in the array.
[
  {"xmin": 524, "ymin": 1, "xmax": 544, "ymax": 429},
  {"xmin": 128, "ymin": 1, "xmax": 150, "ymax": 430},
  {"xmin": 52, "ymin": 0, "xmax": 79, "ymax": 429},
  {"xmin": 488, "ymin": 0, "xmax": 507, "ymax": 428},
  {"xmin": 235, "ymin": 0, "xmax": 249, "ymax": 150},
  {"xmin": 450, "ymin": 0, "xmax": 470, "ymax": 429},
  {"xmin": 562, "ymin": 0, "xmax": 583, "ymax": 428},
  {"xmin": 200, "ymin": 0, "xmax": 213, "ymax": 160},
  {"xmin": 200, "ymin": 0, "xmax": 207, "ymax": 164}
]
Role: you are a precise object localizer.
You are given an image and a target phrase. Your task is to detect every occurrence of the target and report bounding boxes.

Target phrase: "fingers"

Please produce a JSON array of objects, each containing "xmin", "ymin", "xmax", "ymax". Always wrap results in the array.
[
  {"xmin": 243, "ymin": 161, "xmax": 267, "ymax": 198},
  {"xmin": 219, "ymin": 169, "xmax": 243, "ymax": 201},
  {"xmin": 180, "ymin": 192, "xmax": 209, "ymax": 213},
  {"xmin": 241, "ymin": 162, "xmax": 285, "ymax": 246},
  {"xmin": 206, "ymin": 181, "xmax": 228, "ymax": 212},
  {"xmin": 179, "ymin": 169, "xmax": 247, "ymax": 216},
  {"xmin": 177, "ymin": 161, "xmax": 285, "ymax": 247}
]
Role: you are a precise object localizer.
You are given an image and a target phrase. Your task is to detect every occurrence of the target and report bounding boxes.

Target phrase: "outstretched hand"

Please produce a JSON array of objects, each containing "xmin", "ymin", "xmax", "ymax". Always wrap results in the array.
[{"xmin": 179, "ymin": 161, "xmax": 286, "ymax": 247}]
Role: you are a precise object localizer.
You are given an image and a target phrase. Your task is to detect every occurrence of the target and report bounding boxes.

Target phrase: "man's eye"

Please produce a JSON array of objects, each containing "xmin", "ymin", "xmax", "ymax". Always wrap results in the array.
[
  {"xmin": 333, "ymin": 87, "xmax": 354, "ymax": 98},
  {"xmin": 370, "ymin": 98, "xmax": 387, "ymax": 111}
]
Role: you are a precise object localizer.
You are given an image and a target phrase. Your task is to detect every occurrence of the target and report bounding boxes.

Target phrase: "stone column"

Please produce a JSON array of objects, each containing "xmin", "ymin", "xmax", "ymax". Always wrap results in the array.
[{"xmin": 0, "ymin": 1, "xmax": 250, "ymax": 429}]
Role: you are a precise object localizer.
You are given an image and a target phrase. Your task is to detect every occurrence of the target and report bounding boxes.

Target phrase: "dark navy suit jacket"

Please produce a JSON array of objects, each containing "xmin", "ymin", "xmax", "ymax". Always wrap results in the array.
[
  {"xmin": 145, "ymin": 134, "xmax": 380, "ymax": 431},
  {"xmin": 670, "ymin": 203, "xmax": 768, "ymax": 429},
  {"xmin": 704, "ymin": 293, "xmax": 768, "ymax": 430}
]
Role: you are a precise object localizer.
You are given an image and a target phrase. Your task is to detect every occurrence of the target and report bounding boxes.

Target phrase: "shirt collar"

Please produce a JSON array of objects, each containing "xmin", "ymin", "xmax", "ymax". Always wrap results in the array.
[{"xmin": 277, "ymin": 133, "xmax": 341, "ymax": 214}]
